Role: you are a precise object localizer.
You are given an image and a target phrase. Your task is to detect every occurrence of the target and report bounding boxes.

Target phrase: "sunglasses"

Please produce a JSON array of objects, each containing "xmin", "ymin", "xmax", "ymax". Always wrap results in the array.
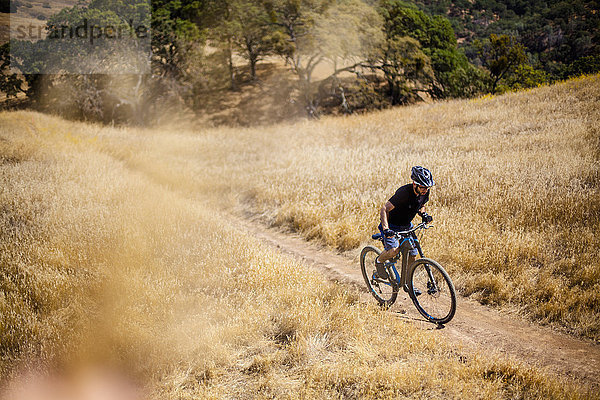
[{"xmin": 416, "ymin": 185, "xmax": 429, "ymax": 190}]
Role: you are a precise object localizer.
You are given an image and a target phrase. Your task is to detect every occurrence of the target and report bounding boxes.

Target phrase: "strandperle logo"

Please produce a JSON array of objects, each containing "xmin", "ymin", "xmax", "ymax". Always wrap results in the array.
[
  {"xmin": 14, "ymin": 19, "xmax": 149, "ymax": 45},
  {"xmin": 9, "ymin": 0, "xmax": 151, "ymax": 74}
]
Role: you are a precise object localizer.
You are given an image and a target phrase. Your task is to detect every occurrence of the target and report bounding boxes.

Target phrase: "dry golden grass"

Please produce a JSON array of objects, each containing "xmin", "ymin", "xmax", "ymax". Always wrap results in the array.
[
  {"xmin": 70, "ymin": 75, "xmax": 600, "ymax": 340},
  {"xmin": 0, "ymin": 76, "xmax": 598, "ymax": 399},
  {"xmin": 232, "ymin": 75, "xmax": 600, "ymax": 341}
]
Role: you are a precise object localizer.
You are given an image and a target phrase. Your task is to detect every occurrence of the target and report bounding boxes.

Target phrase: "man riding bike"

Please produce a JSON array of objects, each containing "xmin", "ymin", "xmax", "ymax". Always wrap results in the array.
[{"xmin": 375, "ymin": 166, "xmax": 435, "ymax": 288}]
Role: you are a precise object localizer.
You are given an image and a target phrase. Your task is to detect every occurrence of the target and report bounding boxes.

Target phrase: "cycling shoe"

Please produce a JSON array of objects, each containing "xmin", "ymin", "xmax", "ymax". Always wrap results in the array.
[{"xmin": 375, "ymin": 259, "xmax": 388, "ymax": 280}]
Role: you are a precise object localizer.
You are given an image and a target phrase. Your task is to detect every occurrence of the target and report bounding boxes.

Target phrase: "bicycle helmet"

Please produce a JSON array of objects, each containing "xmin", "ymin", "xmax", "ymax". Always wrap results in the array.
[{"xmin": 411, "ymin": 166, "xmax": 435, "ymax": 187}]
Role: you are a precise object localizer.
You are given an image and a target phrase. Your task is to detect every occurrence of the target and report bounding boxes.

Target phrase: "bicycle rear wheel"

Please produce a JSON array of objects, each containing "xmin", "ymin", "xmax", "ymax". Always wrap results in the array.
[
  {"xmin": 408, "ymin": 258, "xmax": 456, "ymax": 324},
  {"xmin": 360, "ymin": 246, "xmax": 398, "ymax": 308}
]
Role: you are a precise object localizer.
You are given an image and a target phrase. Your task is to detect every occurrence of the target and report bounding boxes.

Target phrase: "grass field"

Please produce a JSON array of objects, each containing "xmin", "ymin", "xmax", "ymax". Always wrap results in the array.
[
  {"xmin": 0, "ymin": 76, "xmax": 598, "ymax": 398},
  {"xmin": 75, "ymin": 74, "xmax": 600, "ymax": 340},
  {"xmin": 235, "ymin": 75, "xmax": 600, "ymax": 340}
]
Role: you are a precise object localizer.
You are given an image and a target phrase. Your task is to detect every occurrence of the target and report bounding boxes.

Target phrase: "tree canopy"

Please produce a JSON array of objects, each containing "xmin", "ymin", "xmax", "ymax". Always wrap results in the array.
[{"xmin": 2, "ymin": 0, "xmax": 594, "ymax": 124}]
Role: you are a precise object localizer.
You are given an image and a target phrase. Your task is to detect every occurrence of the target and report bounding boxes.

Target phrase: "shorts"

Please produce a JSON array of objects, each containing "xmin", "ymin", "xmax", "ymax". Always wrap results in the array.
[{"xmin": 378, "ymin": 223, "xmax": 419, "ymax": 256}]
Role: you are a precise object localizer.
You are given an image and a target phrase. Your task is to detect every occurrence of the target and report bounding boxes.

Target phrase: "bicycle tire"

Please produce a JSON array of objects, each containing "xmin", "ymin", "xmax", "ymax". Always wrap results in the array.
[
  {"xmin": 360, "ymin": 246, "xmax": 398, "ymax": 308},
  {"xmin": 408, "ymin": 258, "xmax": 456, "ymax": 324}
]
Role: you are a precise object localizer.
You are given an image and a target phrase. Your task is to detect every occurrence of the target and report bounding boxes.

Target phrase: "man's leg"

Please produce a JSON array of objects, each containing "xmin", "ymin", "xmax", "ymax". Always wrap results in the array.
[
  {"xmin": 377, "ymin": 224, "xmax": 400, "ymax": 264},
  {"xmin": 375, "ymin": 247, "xmax": 400, "ymax": 280},
  {"xmin": 378, "ymin": 247, "xmax": 400, "ymax": 264}
]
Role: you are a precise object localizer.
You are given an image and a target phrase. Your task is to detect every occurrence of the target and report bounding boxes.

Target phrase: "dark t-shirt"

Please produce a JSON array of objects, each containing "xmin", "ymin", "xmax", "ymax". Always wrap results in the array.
[{"xmin": 388, "ymin": 184, "xmax": 429, "ymax": 227}]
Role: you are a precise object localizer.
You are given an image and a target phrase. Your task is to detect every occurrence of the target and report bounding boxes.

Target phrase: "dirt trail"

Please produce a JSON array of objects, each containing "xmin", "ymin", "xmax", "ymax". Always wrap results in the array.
[{"xmin": 238, "ymin": 213, "xmax": 600, "ymax": 387}]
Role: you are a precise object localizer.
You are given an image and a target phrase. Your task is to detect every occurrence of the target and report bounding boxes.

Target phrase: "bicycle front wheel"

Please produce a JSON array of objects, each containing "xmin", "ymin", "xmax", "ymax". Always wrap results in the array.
[
  {"xmin": 360, "ymin": 246, "xmax": 398, "ymax": 308},
  {"xmin": 408, "ymin": 258, "xmax": 456, "ymax": 324}
]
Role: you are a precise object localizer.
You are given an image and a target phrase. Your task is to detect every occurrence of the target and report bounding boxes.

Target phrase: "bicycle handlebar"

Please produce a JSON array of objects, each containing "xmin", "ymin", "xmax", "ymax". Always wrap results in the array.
[
  {"xmin": 389, "ymin": 222, "xmax": 432, "ymax": 238},
  {"xmin": 372, "ymin": 222, "xmax": 433, "ymax": 241}
]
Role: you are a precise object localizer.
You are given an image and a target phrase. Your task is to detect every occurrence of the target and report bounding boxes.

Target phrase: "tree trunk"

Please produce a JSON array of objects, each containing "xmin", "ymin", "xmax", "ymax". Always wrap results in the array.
[
  {"xmin": 227, "ymin": 39, "xmax": 237, "ymax": 91},
  {"xmin": 246, "ymin": 38, "xmax": 258, "ymax": 81},
  {"xmin": 250, "ymin": 57, "xmax": 257, "ymax": 80}
]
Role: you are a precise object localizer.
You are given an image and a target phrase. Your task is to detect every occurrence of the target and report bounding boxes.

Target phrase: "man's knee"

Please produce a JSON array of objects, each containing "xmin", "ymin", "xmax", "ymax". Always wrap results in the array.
[{"xmin": 382, "ymin": 247, "xmax": 400, "ymax": 258}]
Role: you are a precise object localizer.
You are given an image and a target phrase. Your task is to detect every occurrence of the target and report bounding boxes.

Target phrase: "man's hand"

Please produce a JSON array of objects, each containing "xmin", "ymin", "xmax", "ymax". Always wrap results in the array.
[
  {"xmin": 383, "ymin": 229, "xmax": 395, "ymax": 238},
  {"xmin": 420, "ymin": 212, "xmax": 433, "ymax": 223}
]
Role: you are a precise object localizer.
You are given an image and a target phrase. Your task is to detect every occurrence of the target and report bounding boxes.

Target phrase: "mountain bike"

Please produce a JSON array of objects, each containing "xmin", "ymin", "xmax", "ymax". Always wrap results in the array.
[{"xmin": 360, "ymin": 222, "xmax": 456, "ymax": 325}]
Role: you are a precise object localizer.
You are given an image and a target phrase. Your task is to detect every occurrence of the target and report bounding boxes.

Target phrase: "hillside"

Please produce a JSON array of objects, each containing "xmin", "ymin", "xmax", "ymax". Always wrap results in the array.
[
  {"xmin": 411, "ymin": 0, "xmax": 600, "ymax": 73},
  {"xmin": 0, "ymin": 75, "xmax": 599, "ymax": 398}
]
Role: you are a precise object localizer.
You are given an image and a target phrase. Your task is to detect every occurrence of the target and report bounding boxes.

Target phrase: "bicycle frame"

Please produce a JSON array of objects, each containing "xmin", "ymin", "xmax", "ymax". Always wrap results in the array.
[
  {"xmin": 362, "ymin": 221, "xmax": 457, "ymax": 324},
  {"xmin": 374, "ymin": 223, "xmax": 437, "ymax": 290}
]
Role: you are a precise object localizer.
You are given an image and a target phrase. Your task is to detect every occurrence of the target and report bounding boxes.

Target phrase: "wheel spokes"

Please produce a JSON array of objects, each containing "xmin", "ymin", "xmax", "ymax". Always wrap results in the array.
[
  {"xmin": 360, "ymin": 246, "xmax": 400, "ymax": 307},
  {"xmin": 412, "ymin": 263, "xmax": 453, "ymax": 321}
]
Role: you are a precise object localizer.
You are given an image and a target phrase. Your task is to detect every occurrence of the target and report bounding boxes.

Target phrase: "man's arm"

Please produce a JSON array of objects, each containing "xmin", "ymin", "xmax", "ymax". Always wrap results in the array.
[
  {"xmin": 380, "ymin": 201, "xmax": 395, "ymax": 230},
  {"xmin": 418, "ymin": 206, "xmax": 433, "ymax": 223}
]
